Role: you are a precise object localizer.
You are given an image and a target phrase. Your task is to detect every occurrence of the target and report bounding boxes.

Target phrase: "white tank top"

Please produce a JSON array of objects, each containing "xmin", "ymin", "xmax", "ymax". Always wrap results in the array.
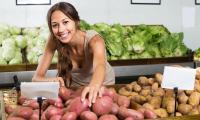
[{"xmin": 71, "ymin": 30, "xmax": 115, "ymax": 87}]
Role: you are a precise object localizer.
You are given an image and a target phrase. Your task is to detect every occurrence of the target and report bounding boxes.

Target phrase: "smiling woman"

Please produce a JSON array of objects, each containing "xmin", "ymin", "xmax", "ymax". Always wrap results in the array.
[{"xmin": 32, "ymin": 2, "xmax": 115, "ymax": 107}]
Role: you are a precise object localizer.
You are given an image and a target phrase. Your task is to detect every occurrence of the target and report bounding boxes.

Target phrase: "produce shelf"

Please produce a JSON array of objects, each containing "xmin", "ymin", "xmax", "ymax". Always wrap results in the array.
[
  {"xmin": 25, "ymin": 63, "xmax": 57, "ymax": 71},
  {"xmin": 109, "ymin": 56, "xmax": 193, "ymax": 66},
  {"xmin": 0, "ymin": 54, "xmax": 194, "ymax": 72},
  {"xmin": 0, "ymin": 64, "xmax": 27, "ymax": 72}
]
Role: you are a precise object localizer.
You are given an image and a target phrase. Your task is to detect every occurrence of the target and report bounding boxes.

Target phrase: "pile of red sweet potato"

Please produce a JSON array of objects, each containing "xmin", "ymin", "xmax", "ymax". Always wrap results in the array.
[{"xmin": 5, "ymin": 86, "xmax": 157, "ymax": 120}]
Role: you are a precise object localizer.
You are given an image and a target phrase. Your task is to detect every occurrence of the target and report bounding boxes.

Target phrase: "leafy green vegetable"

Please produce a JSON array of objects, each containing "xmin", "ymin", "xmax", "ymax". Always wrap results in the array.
[
  {"xmin": 0, "ymin": 59, "xmax": 7, "ymax": 64},
  {"xmin": 173, "ymin": 44, "xmax": 188, "ymax": 57},
  {"xmin": 120, "ymin": 52, "xmax": 131, "ymax": 60},
  {"xmin": 194, "ymin": 48, "xmax": 200, "ymax": 61},
  {"xmin": 80, "ymin": 19, "xmax": 91, "ymax": 30},
  {"xmin": 9, "ymin": 26, "xmax": 21, "ymax": 35},
  {"xmin": 106, "ymin": 40, "xmax": 123, "ymax": 57},
  {"xmin": 22, "ymin": 28, "xmax": 39, "ymax": 38},
  {"xmin": 9, "ymin": 52, "xmax": 22, "ymax": 64},
  {"xmin": 122, "ymin": 38, "xmax": 133, "ymax": 51},
  {"xmin": 15, "ymin": 35, "xmax": 27, "ymax": 49},
  {"xmin": 139, "ymin": 51, "xmax": 153, "ymax": 59}
]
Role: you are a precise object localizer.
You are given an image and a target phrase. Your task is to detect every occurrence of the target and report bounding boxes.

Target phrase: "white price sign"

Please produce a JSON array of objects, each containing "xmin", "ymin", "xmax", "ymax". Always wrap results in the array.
[
  {"xmin": 21, "ymin": 82, "xmax": 59, "ymax": 100},
  {"xmin": 161, "ymin": 66, "xmax": 196, "ymax": 90}
]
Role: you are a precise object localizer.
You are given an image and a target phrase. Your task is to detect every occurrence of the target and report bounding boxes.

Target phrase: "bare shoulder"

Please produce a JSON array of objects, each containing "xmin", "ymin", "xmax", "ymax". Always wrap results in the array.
[{"xmin": 88, "ymin": 34, "xmax": 105, "ymax": 48}]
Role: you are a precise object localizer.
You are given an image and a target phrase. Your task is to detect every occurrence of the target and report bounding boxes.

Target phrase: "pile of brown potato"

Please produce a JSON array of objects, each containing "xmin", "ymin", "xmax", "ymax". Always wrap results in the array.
[{"xmin": 118, "ymin": 70, "xmax": 200, "ymax": 118}]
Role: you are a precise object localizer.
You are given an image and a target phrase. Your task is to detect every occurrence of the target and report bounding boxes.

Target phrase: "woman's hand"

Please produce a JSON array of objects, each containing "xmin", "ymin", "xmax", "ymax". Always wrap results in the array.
[{"xmin": 81, "ymin": 84, "xmax": 104, "ymax": 107}]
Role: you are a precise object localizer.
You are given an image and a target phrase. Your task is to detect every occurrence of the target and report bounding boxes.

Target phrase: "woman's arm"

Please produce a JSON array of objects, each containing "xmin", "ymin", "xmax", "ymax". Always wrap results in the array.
[
  {"xmin": 81, "ymin": 35, "xmax": 106, "ymax": 106},
  {"xmin": 32, "ymin": 37, "xmax": 65, "ymax": 86},
  {"xmin": 197, "ymin": 67, "xmax": 200, "ymax": 79}
]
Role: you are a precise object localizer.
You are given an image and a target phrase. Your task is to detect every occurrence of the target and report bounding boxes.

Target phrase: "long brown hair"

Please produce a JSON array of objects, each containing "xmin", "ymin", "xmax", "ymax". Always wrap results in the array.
[{"xmin": 47, "ymin": 2, "xmax": 80, "ymax": 87}]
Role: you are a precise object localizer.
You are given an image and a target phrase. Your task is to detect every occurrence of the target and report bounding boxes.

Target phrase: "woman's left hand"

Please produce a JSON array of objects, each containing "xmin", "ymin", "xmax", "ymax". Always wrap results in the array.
[{"xmin": 81, "ymin": 84, "xmax": 103, "ymax": 107}]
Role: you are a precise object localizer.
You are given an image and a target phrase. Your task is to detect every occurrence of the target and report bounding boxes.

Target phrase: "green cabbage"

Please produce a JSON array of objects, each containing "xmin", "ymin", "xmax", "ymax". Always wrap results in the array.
[
  {"xmin": 15, "ymin": 35, "xmax": 27, "ymax": 49},
  {"xmin": 9, "ymin": 52, "xmax": 22, "ymax": 65},
  {"xmin": 22, "ymin": 28, "xmax": 39, "ymax": 37},
  {"xmin": 9, "ymin": 26, "xmax": 21, "ymax": 35},
  {"xmin": 0, "ymin": 58, "xmax": 7, "ymax": 65}
]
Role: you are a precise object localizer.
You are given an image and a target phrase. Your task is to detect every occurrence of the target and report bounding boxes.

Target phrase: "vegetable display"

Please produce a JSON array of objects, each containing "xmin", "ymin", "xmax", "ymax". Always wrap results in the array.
[
  {"xmin": 0, "ymin": 21, "xmax": 191, "ymax": 65},
  {"xmin": 0, "ymin": 24, "xmax": 23, "ymax": 65},
  {"xmin": 0, "ymin": 24, "xmax": 58, "ymax": 65}
]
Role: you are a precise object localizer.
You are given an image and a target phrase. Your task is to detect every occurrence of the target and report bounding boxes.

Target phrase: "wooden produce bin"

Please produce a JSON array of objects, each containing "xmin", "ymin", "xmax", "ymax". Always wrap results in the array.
[
  {"xmin": 0, "ymin": 54, "xmax": 194, "ymax": 72},
  {"xmin": 0, "ymin": 64, "xmax": 27, "ymax": 72}
]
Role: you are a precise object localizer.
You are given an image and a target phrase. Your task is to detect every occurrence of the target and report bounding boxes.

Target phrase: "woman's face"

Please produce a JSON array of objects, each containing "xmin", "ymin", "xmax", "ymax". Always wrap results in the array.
[{"xmin": 51, "ymin": 10, "xmax": 77, "ymax": 43}]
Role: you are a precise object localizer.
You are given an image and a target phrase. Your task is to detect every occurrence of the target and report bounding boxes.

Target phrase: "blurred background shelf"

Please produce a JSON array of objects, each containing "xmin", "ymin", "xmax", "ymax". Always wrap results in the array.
[
  {"xmin": 0, "ymin": 64, "xmax": 27, "ymax": 72},
  {"xmin": 0, "ymin": 54, "xmax": 194, "ymax": 72},
  {"xmin": 109, "ymin": 55, "xmax": 193, "ymax": 66}
]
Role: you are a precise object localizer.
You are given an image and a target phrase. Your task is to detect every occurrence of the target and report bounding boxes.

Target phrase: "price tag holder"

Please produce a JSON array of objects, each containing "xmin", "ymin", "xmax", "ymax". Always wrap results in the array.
[
  {"xmin": 161, "ymin": 66, "xmax": 196, "ymax": 90},
  {"xmin": 21, "ymin": 82, "xmax": 59, "ymax": 100}
]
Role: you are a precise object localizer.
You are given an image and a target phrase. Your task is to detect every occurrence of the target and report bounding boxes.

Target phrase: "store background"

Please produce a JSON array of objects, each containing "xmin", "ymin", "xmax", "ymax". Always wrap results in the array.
[
  {"xmin": 0, "ymin": 0, "xmax": 199, "ymax": 50},
  {"xmin": 0, "ymin": 0, "xmax": 199, "ymax": 85}
]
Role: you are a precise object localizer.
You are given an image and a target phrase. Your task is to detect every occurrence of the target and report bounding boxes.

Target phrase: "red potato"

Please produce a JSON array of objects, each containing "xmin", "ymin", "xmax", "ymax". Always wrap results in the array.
[
  {"xmin": 50, "ymin": 115, "xmax": 62, "ymax": 120},
  {"xmin": 61, "ymin": 111, "xmax": 77, "ymax": 120},
  {"xmin": 102, "ymin": 87, "xmax": 118, "ymax": 101},
  {"xmin": 7, "ymin": 117, "xmax": 26, "ymax": 120},
  {"xmin": 12, "ymin": 106, "xmax": 33, "ymax": 119},
  {"xmin": 110, "ymin": 103, "xmax": 119, "ymax": 115},
  {"xmin": 118, "ymin": 106, "xmax": 144, "ymax": 120},
  {"xmin": 117, "ymin": 95, "xmax": 130, "ymax": 108},
  {"xmin": 41, "ymin": 110, "xmax": 47, "ymax": 120},
  {"xmin": 48, "ymin": 97, "xmax": 64, "ymax": 108},
  {"xmin": 137, "ymin": 108, "xmax": 145, "ymax": 114},
  {"xmin": 30, "ymin": 109, "xmax": 39, "ymax": 120},
  {"xmin": 17, "ymin": 95, "xmax": 27, "ymax": 105},
  {"xmin": 5, "ymin": 105, "xmax": 15, "ymax": 115},
  {"xmin": 7, "ymin": 113, "xmax": 16, "ymax": 118},
  {"xmin": 67, "ymin": 97, "xmax": 89, "ymax": 115},
  {"xmin": 144, "ymin": 109, "xmax": 157, "ymax": 119},
  {"xmin": 47, "ymin": 99, "xmax": 55, "ymax": 105},
  {"xmin": 42, "ymin": 100, "xmax": 50, "ymax": 110},
  {"xmin": 24, "ymin": 99, "xmax": 49, "ymax": 110},
  {"xmin": 98, "ymin": 114, "xmax": 118, "ymax": 120},
  {"xmin": 92, "ymin": 96, "xmax": 113, "ymax": 116},
  {"xmin": 22, "ymin": 99, "xmax": 39, "ymax": 109},
  {"xmin": 80, "ymin": 111, "xmax": 98, "ymax": 120},
  {"xmin": 125, "ymin": 117, "xmax": 136, "ymax": 120},
  {"xmin": 48, "ymin": 97, "xmax": 62, "ymax": 104},
  {"xmin": 45, "ymin": 106, "xmax": 64, "ymax": 119},
  {"xmin": 54, "ymin": 101, "xmax": 64, "ymax": 108},
  {"xmin": 69, "ymin": 87, "xmax": 84, "ymax": 99},
  {"xmin": 59, "ymin": 86, "xmax": 72, "ymax": 101}
]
